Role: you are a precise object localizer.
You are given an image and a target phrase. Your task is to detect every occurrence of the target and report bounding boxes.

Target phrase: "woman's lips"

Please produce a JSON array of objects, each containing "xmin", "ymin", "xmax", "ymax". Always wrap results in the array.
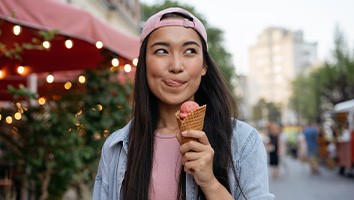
[{"xmin": 163, "ymin": 79, "xmax": 186, "ymax": 87}]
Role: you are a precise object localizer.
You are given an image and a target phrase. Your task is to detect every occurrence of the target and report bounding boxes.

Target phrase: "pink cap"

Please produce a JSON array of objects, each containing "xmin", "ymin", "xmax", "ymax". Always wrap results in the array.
[{"xmin": 140, "ymin": 7, "xmax": 207, "ymax": 46}]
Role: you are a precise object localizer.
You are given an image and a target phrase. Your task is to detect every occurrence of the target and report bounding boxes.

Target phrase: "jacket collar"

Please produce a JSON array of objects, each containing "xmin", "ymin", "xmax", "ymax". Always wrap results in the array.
[{"xmin": 108, "ymin": 120, "xmax": 131, "ymax": 152}]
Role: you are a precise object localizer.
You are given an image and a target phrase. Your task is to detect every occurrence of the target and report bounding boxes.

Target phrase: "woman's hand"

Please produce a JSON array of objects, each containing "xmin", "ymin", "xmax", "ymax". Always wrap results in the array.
[
  {"xmin": 176, "ymin": 130, "xmax": 234, "ymax": 199},
  {"xmin": 176, "ymin": 130, "xmax": 215, "ymax": 188}
]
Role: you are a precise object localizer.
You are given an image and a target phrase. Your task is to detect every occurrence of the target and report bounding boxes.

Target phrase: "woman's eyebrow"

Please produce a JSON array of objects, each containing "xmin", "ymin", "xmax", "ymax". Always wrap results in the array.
[
  {"xmin": 183, "ymin": 41, "xmax": 201, "ymax": 47},
  {"xmin": 149, "ymin": 40, "xmax": 201, "ymax": 49},
  {"xmin": 149, "ymin": 41, "xmax": 170, "ymax": 48}
]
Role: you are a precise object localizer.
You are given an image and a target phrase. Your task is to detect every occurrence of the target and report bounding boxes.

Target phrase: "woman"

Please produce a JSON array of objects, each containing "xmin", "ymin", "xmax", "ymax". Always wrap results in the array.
[{"xmin": 93, "ymin": 7, "xmax": 274, "ymax": 200}]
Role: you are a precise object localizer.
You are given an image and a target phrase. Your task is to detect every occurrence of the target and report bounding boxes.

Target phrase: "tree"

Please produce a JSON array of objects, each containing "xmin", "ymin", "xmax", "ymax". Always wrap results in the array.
[
  {"xmin": 141, "ymin": 0, "xmax": 237, "ymax": 91},
  {"xmin": 316, "ymin": 26, "xmax": 354, "ymax": 105},
  {"xmin": 289, "ymin": 73, "xmax": 320, "ymax": 124},
  {"xmin": 290, "ymin": 25, "xmax": 354, "ymax": 124},
  {"xmin": 0, "ymin": 68, "xmax": 133, "ymax": 199},
  {"xmin": 252, "ymin": 98, "xmax": 282, "ymax": 126}
]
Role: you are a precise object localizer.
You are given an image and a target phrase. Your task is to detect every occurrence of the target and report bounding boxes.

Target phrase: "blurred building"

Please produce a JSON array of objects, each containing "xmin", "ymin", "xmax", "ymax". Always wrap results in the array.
[
  {"xmin": 57, "ymin": 0, "xmax": 141, "ymax": 36},
  {"xmin": 247, "ymin": 27, "xmax": 318, "ymax": 124}
]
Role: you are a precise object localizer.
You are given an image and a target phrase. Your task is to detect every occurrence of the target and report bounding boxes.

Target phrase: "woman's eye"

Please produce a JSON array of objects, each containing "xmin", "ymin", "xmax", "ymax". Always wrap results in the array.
[
  {"xmin": 185, "ymin": 48, "xmax": 197, "ymax": 54},
  {"xmin": 155, "ymin": 49, "xmax": 168, "ymax": 54}
]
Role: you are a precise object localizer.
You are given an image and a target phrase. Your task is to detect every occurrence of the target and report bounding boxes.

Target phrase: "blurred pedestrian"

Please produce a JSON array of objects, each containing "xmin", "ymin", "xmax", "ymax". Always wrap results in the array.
[
  {"xmin": 279, "ymin": 125, "xmax": 289, "ymax": 175},
  {"xmin": 267, "ymin": 123, "xmax": 280, "ymax": 178},
  {"xmin": 317, "ymin": 129, "xmax": 328, "ymax": 165},
  {"xmin": 303, "ymin": 123, "xmax": 320, "ymax": 175},
  {"xmin": 297, "ymin": 130, "xmax": 307, "ymax": 163}
]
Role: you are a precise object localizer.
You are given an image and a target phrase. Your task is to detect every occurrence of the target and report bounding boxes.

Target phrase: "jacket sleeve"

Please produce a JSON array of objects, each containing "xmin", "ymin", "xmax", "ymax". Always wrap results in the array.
[
  {"xmin": 235, "ymin": 127, "xmax": 275, "ymax": 200},
  {"xmin": 93, "ymin": 140, "xmax": 111, "ymax": 200}
]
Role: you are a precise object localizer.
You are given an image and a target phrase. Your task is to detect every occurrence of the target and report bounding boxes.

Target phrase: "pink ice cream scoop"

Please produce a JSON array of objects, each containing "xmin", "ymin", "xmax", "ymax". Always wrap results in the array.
[{"xmin": 179, "ymin": 101, "xmax": 199, "ymax": 119}]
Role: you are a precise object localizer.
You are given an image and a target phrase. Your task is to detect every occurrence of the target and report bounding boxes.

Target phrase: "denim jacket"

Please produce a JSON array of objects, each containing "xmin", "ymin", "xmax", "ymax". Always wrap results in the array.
[{"xmin": 93, "ymin": 120, "xmax": 275, "ymax": 200}]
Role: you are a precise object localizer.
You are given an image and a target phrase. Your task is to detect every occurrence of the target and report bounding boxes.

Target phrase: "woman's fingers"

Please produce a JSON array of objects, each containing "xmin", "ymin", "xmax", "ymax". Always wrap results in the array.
[{"xmin": 181, "ymin": 130, "xmax": 210, "ymax": 144}]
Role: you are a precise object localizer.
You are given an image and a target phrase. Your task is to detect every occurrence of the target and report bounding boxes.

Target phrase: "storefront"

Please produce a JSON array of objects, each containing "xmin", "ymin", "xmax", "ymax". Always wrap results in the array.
[
  {"xmin": 333, "ymin": 99, "xmax": 354, "ymax": 176},
  {"xmin": 0, "ymin": 0, "xmax": 139, "ymax": 101}
]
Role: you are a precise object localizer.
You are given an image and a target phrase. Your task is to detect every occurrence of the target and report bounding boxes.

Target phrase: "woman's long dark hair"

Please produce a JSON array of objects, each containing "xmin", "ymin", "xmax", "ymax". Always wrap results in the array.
[{"xmin": 122, "ymin": 14, "xmax": 245, "ymax": 200}]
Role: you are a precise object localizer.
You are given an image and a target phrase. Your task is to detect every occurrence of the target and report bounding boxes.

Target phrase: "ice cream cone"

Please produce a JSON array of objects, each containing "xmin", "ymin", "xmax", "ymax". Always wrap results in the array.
[{"xmin": 176, "ymin": 104, "xmax": 206, "ymax": 143}]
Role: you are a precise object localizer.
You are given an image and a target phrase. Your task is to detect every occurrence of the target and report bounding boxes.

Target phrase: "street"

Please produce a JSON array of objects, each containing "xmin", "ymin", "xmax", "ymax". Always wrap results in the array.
[{"xmin": 269, "ymin": 157, "xmax": 354, "ymax": 200}]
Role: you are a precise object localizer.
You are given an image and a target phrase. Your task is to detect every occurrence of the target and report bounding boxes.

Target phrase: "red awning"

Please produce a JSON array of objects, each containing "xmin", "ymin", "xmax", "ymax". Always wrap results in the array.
[{"xmin": 0, "ymin": 0, "xmax": 140, "ymax": 101}]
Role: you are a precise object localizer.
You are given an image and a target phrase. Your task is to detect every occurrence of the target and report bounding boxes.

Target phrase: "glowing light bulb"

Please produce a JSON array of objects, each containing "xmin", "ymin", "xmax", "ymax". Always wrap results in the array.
[
  {"xmin": 42, "ymin": 41, "xmax": 51, "ymax": 49},
  {"xmin": 78, "ymin": 75, "xmax": 86, "ymax": 84},
  {"xmin": 111, "ymin": 58, "xmax": 119, "ymax": 67},
  {"xmin": 97, "ymin": 104, "xmax": 103, "ymax": 111},
  {"xmin": 124, "ymin": 64, "xmax": 132, "ymax": 73},
  {"xmin": 14, "ymin": 112, "xmax": 22, "ymax": 120},
  {"xmin": 65, "ymin": 39, "xmax": 73, "ymax": 49},
  {"xmin": 0, "ymin": 70, "xmax": 5, "ymax": 79},
  {"xmin": 96, "ymin": 41, "xmax": 103, "ymax": 49},
  {"xmin": 6, "ymin": 116, "xmax": 12, "ymax": 124},
  {"xmin": 133, "ymin": 58, "xmax": 138, "ymax": 66},
  {"xmin": 17, "ymin": 66, "xmax": 25, "ymax": 75},
  {"xmin": 13, "ymin": 25, "xmax": 21, "ymax": 35},
  {"xmin": 46, "ymin": 74, "xmax": 54, "ymax": 83},
  {"xmin": 38, "ymin": 97, "xmax": 46, "ymax": 105},
  {"xmin": 64, "ymin": 82, "xmax": 72, "ymax": 90}
]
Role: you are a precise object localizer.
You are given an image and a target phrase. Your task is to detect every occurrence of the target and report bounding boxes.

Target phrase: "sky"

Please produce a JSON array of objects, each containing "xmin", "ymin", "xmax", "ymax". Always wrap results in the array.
[{"xmin": 140, "ymin": 0, "xmax": 354, "ymax": 75}]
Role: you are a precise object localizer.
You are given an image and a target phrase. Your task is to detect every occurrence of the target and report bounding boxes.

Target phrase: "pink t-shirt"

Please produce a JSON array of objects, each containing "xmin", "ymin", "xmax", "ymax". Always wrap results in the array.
[{"xmin": 149, "ymin": 132, "xmax": 182, "ymax": 200}]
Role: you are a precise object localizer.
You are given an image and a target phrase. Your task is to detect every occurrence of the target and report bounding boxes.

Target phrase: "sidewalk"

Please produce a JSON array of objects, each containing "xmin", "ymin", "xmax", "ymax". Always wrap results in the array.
[{"xmin": 269, "ymin": 156, "xmax": 354, "ymax": 200}]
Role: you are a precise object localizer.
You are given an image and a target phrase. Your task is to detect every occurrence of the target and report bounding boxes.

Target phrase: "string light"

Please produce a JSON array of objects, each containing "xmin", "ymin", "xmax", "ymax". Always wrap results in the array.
[
  {"xmin": 0, "ymin": 69, "xmax": 5, "ymax": 79},
  {"xmin": 64, "ymin": 82, "xmax": 72, "ymax": 90},
  {"xmin": 38, "ymin": 97, "xmax": 46, "ymax": 105},
  {"xmin": 14, "ymin": 112, "xmax": 22, "ymax": 120},
  {"xmin": 111, "ymin": 58, "xmax": 119, "ymax": 67},
  {"xmin": 133, "ymin": 58, "xmax": 138, "ymax": 66},
  {"xmin": 103, "ymin": 130, "xmax": 109, "ymax": 138},
  {"xmin": 78, "ymin": 75, "xmax": 86, "ymax": 84},
  {"xmin": 13, "ymin": 25, "xmax": 21, "ymax": 35},
  {"xmin": 17, "ymin": 66, "xmax": 25, "ymax": 75},
  {"xmin": 124, "ymin": 64, "xmax": 132, "ymax": 73},
  {"xmin": 93, "ymin": 132, "xmax": 101, "ymax": 140},
  {"xmin": 96, "ymin": 41, "xmax": 103, "ymax": 49},
  {"xmin": 42, "ymin": 41, "xmax": 51, "ymax": 49},
  {"xmin": 46, "ymin": 74, "xmax": 54, "ymax": 83},
  {"xmin": 6, "ymin": 116, "xmax": 12, "ymax": 124},
  {"xmin": 97, "ymin": 104, "xmax": 103, "ymax": 111},
  {"xmin": 65, "ymin": 39, "xmax": 73, "ymax": 49}
]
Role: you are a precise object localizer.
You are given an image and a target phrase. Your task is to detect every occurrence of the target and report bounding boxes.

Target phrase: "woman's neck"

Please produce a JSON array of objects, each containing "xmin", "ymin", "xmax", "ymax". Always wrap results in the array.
[{"xmin": 156, "ymin": 103, "xmax": 180, "ymax": 135}]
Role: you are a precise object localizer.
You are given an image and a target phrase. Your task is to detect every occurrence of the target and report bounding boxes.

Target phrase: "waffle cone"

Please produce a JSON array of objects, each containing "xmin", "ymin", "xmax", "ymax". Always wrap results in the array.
[{"xmin": 176, "ymin": 105, "xmax": 206, "ymax": 143}]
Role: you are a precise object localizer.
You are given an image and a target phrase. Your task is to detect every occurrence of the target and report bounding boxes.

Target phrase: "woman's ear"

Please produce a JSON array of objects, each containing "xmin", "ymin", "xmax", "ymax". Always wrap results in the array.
[{"xmin": 201, "ymin": 64, "xmax": 207, "ymax": 76}]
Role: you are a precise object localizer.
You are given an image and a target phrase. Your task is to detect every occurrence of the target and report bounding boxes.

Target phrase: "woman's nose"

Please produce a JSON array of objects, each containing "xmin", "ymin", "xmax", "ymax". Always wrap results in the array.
[{"xmin": 169, "ymin": 55, "xmax": 184, "ymax": 74}]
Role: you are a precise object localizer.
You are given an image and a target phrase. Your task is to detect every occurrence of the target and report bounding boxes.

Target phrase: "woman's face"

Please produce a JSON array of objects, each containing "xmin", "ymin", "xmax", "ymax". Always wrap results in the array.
[{"xmin": 146, "ymin": 26, "xmax": 207, "ymax": 107}]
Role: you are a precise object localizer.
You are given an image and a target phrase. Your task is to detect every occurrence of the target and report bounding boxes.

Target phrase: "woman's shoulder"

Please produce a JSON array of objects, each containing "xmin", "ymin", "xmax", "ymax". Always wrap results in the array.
[
  {"xmin": 232, "ymin": 119, "xmax": 259, "ymax": 141},
  {"xmin": 102, "ymin": 120, "xmax": 131, "ymax": 150},
  {"xmin": 231, "ymin": 119, "xmax": 263, "ymax": 155}
]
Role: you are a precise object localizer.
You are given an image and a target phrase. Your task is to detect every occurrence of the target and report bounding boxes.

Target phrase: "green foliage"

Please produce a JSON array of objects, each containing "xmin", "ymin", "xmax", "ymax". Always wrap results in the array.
[
  {"xmin": 141, "ymin": 0, "xmax": 237, "ymax": 91},
  {"xmin": 0, "ymin": 68, "xmax": 133, "ymax": 199},
  {"xmin": 0, "ymin": 38, "xmax": 47, "ymax": 60},
  {"xmin": 289, "ymin": 73, "xmax": 319, "ymax": 124},
  {"xmin": 75, "ymin": 69, "xmax": 132, "ymax": 173},
  {"xmin": 0, "ymin": 29, "xmax": 57, "ymax": 61},
  {"xmin": 252, "ymin": 98, "xmax": 282, "ymax": 125},
  {"xmin": 39, "ymin": 30, "xmax": 59, "ymax": 41},
  {"xmin": 7, "ymin": 84, "xmax": 38, "ymax": 99},
  {"xmin": 290, "ymin": 26, "xmax": 354, "ymax": 123},
  {"xmin": 1, "ymin": 91, "xmax": 84, "ymax": 198}
]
